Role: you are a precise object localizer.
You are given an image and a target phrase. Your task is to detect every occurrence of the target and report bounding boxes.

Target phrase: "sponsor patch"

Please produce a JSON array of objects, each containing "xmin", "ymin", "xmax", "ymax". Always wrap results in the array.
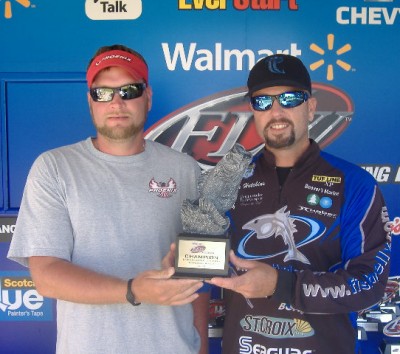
[
  {"xmin": 306, "ymin": 194, "xmax": 333, "ymax": 209},
  {"xmin": 240, "ymin": 315, "xmax": 315, "ymax": 339},
  {"xmin": 238, "ymin": 206, "xmax": 326, "ymax": 264},
  {"xmin": 239, "ymin": 193, "xmax": 264, "ymax": 207},
  {"xmin": 298, "ymin": 205, "xmax": 337, "ymax": 219},
  {"xmin": 311, "ymin": 175, "xmax": 342, "ymax": 184},
  {"xmin": 239, "ymin": 336, "xmax": 314, "ymax": 354}
]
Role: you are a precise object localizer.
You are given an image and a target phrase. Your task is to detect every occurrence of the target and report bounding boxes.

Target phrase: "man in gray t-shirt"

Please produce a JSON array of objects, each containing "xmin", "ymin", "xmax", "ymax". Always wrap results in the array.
[{"xmin": 7, "ymin": 44, "xmax": 209, "ymax": 354}]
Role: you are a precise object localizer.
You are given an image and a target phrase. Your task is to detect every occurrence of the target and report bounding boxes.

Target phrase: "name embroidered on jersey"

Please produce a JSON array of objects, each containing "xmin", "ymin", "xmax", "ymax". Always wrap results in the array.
[{"xmin": 148, "ymin": 178, "xmax": 177, "ymax": 198}]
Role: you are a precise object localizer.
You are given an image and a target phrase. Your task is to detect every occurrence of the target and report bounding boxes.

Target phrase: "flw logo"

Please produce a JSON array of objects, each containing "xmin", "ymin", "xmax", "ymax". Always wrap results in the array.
[{"xmin": 145, "ymin": 83, "xmax": 354, "ymax": 170}]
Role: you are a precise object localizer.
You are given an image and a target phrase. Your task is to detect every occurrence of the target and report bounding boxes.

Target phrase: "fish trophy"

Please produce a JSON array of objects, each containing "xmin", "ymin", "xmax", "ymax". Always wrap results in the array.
[{"xmin": 174, "ymin": 144, "xmax": 252, "ymax": 279}]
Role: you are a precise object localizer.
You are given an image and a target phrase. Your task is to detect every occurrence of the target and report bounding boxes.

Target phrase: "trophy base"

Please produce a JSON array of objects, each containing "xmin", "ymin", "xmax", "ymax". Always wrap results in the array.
[{"xmin": 173, "ymin": 233, "xmax": 230, "ymax": 279}]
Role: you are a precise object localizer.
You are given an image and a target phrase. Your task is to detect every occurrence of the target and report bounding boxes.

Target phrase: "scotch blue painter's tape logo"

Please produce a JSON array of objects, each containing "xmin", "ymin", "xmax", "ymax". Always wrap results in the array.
[
  {"xmin": 0, "ymin": 272, "xmax": 53, "ymax": 322},
  {"xmin": 85, "ymin": 0, "xmax": 142, "ymax": 20}
]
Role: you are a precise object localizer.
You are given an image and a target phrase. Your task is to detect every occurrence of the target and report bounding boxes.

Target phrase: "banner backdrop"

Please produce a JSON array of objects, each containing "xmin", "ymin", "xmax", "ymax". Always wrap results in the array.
[{"xmin": 0, "ymin": 1, "xmax": 399, "ymax": 353}]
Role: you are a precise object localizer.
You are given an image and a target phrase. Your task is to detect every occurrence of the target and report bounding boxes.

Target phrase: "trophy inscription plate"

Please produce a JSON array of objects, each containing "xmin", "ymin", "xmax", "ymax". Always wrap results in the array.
[{"xmin": 174, "ymin": 234, "xmax": 230, "ymax": 278}]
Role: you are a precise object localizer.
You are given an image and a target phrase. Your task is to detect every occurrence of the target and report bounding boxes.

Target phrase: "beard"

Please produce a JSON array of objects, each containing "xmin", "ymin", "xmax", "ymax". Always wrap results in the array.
[
  {"xmin": 89, "ymin": 102, "xmax": 147, "ymax": 141},
  {"xmin": 95, "ymin": 121, "xmax": 144, "ymax": 140},
  {"xmin": 263, "ymin": 119, "xmax": 296, "ymax": 149},
  {"xmin": 265, "ymin": 130, "xmax": 295, "ymax": 149}
]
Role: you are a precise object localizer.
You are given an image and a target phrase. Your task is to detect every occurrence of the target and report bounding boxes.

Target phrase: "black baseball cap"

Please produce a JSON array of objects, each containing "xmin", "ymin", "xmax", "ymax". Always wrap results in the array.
[{"xmin": 247, "ymin": 54, "xmax": 312, "ymax": 96}]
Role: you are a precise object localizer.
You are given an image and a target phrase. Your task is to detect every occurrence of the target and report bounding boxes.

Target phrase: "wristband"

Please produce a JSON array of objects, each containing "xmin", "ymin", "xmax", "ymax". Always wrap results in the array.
[{"xmin": 126, "ymin": 278, "xmax": 141, "ymax": 306}]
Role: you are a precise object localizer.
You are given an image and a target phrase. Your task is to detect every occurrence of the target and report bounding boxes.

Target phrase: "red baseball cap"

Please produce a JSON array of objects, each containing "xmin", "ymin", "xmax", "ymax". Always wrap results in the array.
[{"xmin": 86, "ymin": 49, "xmax": 148, "ymax": 87}]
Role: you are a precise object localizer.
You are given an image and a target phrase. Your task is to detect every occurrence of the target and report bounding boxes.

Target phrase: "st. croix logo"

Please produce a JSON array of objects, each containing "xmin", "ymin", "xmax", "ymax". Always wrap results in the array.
[
  {"xmin": 145, "ymin": 84, "xmax": 354, "ymax": 170},
  {"xmin": 240, "ymin": 315, "xmax": 315, "ymax": 339}
]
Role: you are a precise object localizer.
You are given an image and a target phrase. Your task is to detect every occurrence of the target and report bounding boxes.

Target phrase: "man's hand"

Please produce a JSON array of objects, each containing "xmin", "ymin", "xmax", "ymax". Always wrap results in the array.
[
  {"xmin": 208, "ymin": 251, "xmax": 277, "ymax": 298},
  {"xmin": 29, "ymin": 255, "xmax": 204, "ymax": 306},
  {"xmin": 133, "ymin": 246, "xmax": 204, "ymax": 306},
  {"xmin": 132, "ymin": 268, "xmax": 203, "ymax": 306}
]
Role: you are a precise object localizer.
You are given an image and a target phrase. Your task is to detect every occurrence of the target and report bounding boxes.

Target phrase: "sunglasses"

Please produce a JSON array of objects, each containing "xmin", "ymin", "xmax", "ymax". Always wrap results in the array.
[
  {"xmin": 89, "ymin": 83, "xmax": 146, "ymax": 102},
  {"xmin": 250, "ymin": 91, "xmax": 309, "ymax": 111}
]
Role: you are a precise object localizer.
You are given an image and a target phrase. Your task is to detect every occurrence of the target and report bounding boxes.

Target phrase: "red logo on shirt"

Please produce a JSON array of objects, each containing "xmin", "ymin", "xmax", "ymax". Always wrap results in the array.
[{"xmin": 148, "ymin": 178, "xmax": 177, "ymax": 198}]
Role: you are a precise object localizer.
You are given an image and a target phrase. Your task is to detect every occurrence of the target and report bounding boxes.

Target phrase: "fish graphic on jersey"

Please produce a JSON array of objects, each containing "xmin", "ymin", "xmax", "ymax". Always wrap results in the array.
[{"xmin": 243, "ymin": 206, "xmax": 310, "ymax": 265}]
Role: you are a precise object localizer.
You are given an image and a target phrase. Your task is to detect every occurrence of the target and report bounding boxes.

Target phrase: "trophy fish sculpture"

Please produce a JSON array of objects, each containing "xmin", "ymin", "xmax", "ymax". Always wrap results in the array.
[{"xmin": 174, "ymin": 143, "xmax": 252, "ymax": 279}]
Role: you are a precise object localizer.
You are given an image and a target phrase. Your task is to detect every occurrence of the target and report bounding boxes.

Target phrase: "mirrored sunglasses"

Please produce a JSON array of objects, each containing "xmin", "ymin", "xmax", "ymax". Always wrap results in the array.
[
  {"xmin": 250, "ymin": 91, "xmax": 309, "ymax": 111},
  {"xmin": 89, "ymin": 83, "xmax": 146, "ymax": 102}
]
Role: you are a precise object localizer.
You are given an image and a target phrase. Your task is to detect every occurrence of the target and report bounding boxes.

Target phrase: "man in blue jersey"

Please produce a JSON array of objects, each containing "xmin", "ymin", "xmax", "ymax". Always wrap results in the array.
[{"xmin": 209, "ymin": 54, "xmax": 391, "ymax": 354}]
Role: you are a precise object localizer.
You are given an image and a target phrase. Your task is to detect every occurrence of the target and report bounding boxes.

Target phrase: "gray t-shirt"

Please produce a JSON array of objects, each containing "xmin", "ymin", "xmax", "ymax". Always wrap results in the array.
[{"xmin": 8, "ymin": 138, "xmax": 201, "ymax": 354}]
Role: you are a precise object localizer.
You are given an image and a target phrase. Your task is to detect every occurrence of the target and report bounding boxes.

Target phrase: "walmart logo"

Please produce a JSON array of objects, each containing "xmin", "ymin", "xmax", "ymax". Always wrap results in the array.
[
  {"xmin": 309, "ymin": 34, "xmax": 352, "ymax": 81},
  {"xmin": 3, "ymin": 0, "xmax": 31, "ymax": 19}
]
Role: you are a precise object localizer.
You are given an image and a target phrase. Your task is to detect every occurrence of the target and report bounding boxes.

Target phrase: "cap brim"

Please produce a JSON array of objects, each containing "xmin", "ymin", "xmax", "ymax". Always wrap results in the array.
[{"xmin": 248, "ymin": 80, "xmax": 311, "ymax": 95}]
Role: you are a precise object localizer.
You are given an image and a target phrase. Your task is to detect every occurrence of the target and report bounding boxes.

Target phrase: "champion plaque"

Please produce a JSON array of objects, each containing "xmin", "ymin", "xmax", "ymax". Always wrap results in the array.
[{"xmin": 174, "ymin": 144, "xmax": 252, "ymax": 279}]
